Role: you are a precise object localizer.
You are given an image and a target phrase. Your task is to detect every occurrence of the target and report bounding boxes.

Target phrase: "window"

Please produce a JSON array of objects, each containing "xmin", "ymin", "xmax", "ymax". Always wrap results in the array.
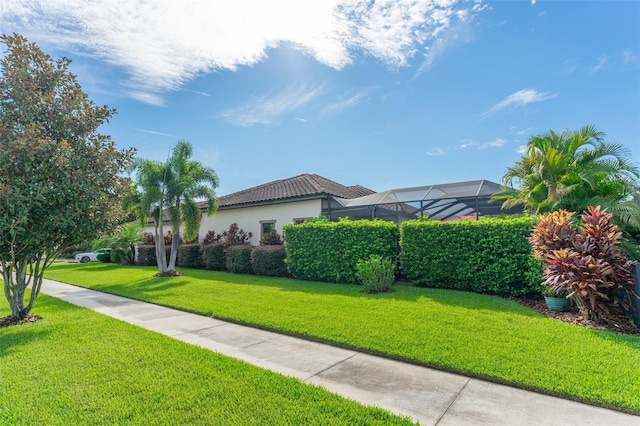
[{"xmin": 260, "ymin": 220, "xmax": 276, "ymax": 236}]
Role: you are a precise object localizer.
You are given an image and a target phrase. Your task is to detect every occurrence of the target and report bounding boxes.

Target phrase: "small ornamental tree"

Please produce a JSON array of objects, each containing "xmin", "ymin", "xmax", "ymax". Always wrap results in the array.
[
  {"xmin": 531, "ymin": 207, "xmax": 637, "ymax": 321},
  {"xmin": 0, "ymin": 34, "xmax": 135, "ymax": 320}
]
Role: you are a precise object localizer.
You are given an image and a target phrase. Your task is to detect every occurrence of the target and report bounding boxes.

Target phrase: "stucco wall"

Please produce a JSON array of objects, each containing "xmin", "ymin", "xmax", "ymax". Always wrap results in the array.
[{"xmin": 198, "ymin": 198, "xmax": 322, "ymax": 244}]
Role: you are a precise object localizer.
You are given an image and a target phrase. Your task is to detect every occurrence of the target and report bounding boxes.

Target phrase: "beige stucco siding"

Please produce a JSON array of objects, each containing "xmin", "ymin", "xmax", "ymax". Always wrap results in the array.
[{"xmin": 198, "ymin": 198, "xmax": 322, "ymax": 244}]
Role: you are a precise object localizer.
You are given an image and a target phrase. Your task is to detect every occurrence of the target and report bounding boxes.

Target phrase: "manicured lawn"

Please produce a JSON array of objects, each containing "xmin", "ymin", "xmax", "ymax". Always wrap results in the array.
[
  {"xmin": 44, "ymin": 263, "xmax": 640, "ymax": 414},
  {"xmin": 0, "ymin": 294, "xmax": 412, "ymax": 425}
]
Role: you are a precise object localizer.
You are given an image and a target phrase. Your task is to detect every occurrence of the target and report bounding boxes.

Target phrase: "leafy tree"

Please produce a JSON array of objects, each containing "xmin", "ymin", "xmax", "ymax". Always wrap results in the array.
[
  {"xmin": 132, "ymin": 140, "xmax": 218, "ymax": 274},
  {"xmin": 0, "ymin": 34, "xmax": 134, "ymax": 320}
]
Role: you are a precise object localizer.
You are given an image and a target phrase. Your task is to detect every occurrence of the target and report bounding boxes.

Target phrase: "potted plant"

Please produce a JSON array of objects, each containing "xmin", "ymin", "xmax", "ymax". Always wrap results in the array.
[{"xmin": 542, "ymin": 287, "xmax": 571, "ymax": 312}]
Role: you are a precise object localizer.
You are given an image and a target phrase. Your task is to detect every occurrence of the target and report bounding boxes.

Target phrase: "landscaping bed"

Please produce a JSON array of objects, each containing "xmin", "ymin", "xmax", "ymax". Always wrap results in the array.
[{"xmin": 508, "ymin": 297, "xmax": 640, "ymax": 336}]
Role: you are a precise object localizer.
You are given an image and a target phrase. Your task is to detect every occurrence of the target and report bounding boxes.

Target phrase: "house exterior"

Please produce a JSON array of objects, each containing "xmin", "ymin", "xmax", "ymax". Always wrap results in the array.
[
  {"xmin": 196, "ymin": 174, "xmax": 374, "ymax": 244},
  {"xmin": 145, "ymin": 173, "xmax": 513, "ymax": 244}
]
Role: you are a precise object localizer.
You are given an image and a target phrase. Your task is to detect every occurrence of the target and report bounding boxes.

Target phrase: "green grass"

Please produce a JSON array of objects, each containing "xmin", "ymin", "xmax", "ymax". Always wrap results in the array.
[
  {"xmin": 0, "ymin": 294, "xmax": 412, "ymax": 425},
  {"xmin": 43, "ymin": 263, "xmax": 640, "ymax": 414}
]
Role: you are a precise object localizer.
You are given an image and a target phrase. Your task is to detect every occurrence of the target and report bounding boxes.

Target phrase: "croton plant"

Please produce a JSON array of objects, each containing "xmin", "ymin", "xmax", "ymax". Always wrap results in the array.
[{"xmin": 530, "ymin": 206, "xmax": 637, "ymax": 321}]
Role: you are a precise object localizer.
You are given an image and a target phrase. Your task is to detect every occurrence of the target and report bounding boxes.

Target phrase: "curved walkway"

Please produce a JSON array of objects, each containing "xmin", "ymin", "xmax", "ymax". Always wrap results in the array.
[{"xmin": 41, "ymin": 278, "xmax": 639, "ymax": 426}]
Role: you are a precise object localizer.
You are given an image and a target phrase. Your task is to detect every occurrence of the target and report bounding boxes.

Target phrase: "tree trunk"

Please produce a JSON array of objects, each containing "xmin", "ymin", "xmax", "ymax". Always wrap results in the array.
[
  {"xmin": 2, "ymin": 258, "xmax": 44, "ymax": 320},
  {"xmin": 168, "ymin": 231, "xmax": 180, "ymax": 271},
  {"xmin": 155, "ymin": 220, "xmax": 168, "ymax": 273}
]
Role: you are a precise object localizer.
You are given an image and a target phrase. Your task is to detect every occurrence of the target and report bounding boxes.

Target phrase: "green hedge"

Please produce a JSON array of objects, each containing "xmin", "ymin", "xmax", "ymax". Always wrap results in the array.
[
  {"xmin": 251, "ymin": 245, "xmax": 288, "ymax": 277},
  {"xmin": 225, "ymin": 245, "xmax": 253, "ymax": 274},
  {"xmin": 399, "ymin": 217, "xmax": 541, "ymax": 297},
  {"xmin": 96, "ymin": 253, "xmax": 111, "ymax": 263},
  {"xmin": 202, "ymin": 244, "xmax": 226, "ymax": 271},
  {"xmin": 283, "ymin": 218, "xmax": 399, "ymax": 284},
  {"xmin": 177, "ymin": 244, "xmax": 202, "ymax": 269},
  {"xmin": 136, "ymin": 245, "xmax": 170, "ymax": 267}
]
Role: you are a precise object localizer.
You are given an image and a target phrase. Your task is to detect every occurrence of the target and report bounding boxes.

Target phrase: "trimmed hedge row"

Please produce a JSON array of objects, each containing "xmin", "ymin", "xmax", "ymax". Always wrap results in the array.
[
  {"xmin": 136, "ymin": 245, "xmax": 170, "ymax": 267},
  {"xmin": 399, "ymin": 217, "xmax": 542, "ymax": 297},
  {"xmin": 252, "ymin": 246, "xmax": 288, "ymax": 277},
  {"xmin": 137, "ymin": 243, "xmax": 289, "ymax": 277},
  {"xmin": 283, "ymin": 218, "xmax": 399, "ymax": 284},
  {"xmin": 136, "ymin": 217, "xmax": 542, "ymax": 298}
]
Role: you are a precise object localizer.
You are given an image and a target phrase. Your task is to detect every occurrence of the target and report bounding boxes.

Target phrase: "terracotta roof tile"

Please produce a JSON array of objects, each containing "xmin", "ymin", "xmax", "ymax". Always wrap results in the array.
[{"xmin": 214, "ymin": 174, "xmax": 374, "ymax": 208}]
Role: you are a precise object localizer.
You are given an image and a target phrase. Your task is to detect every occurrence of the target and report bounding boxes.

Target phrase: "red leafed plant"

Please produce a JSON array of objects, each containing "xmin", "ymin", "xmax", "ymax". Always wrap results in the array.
[{"xmin": 531, "ymin": 206, "xmax": 637, "ymax": 321}]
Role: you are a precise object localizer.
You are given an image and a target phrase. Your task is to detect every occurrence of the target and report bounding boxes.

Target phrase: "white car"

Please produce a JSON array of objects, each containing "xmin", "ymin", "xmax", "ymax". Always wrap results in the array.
[{"xmin": 75, "ymin": 248, "xmax": 112, "ymax": 263}]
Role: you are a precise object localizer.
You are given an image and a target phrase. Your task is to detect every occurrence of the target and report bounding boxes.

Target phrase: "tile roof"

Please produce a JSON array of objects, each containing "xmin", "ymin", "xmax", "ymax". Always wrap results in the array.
[{"xmin": 215, "ymin": 174, "xmax": 375, "ymax": 208}]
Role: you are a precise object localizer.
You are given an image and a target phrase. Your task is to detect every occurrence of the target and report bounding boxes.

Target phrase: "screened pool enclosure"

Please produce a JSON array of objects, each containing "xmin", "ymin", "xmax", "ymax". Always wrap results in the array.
[{"xmin": 323, "ymin": 180, "xmax": 518, "ymax": 223}]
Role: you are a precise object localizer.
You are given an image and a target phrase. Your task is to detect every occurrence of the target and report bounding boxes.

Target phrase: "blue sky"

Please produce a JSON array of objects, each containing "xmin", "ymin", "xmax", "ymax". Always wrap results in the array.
[{"xmin": 2, "ymin": 1, "xmax": 639, "ymax": 196}]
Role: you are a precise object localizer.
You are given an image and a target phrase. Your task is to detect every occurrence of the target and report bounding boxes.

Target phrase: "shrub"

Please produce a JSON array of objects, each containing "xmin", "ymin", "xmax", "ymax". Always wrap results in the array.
[
  {"xmin": 532, "ymin": 207, "xmax": 637, "ymax": 320},
  {"xmin": 136, "ymin": 245, "xmax": 170, "ymax": 266},
  {"xmin": 202, "ymin": 243, "xmax": 226, "ymax": 271},
  {"xmin": 201, "ymin": 223, "xmax": 253, "ymax": 248},
  {"xmin": 226, "ymin": 245, "xmax": 253, "ymax": 274},
  {"xmin": 251, "ymin": 245, "xmax": 288, "ymax": 277},
  {"xmin": 400, "ymin": 216, "xmax": 541, "ymax": 297},
  {"xmin": 259, "ymin": 230, "xmax": 283, "ymax": 246},
  {"xmin": 283, "ymin": 218, "xmax": 399, "ymax": 284},
  {"xmin": 141, "ymin": 232, "xmax": 155, "ymax": 245},
  {"xmin": 221, "ymin": 223, "xmax": 253, "ymax": 247},
  {"xmin": 177, "ymin": 244, "xmax": 202, "ymax": 269},
  {"xmin": 201, "ymin": 230, "xmax": 222, "ymax": 245},
  {"xmin": 96, "ymin": 253, "xmax": 111, "ymax": 263},
  {"xmin": 136, "ymin": 245, "xmax": 157, "ymax": 266},
  {"xmin": 356, "ymin": 255, "xmax": 395, "ymax": 293}
]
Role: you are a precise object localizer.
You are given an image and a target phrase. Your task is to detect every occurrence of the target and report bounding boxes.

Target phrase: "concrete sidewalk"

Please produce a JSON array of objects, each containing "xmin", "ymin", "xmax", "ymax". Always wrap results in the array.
[{"xmin": 41, "ymin": 278, "xmax": 639, "ymax": 426}]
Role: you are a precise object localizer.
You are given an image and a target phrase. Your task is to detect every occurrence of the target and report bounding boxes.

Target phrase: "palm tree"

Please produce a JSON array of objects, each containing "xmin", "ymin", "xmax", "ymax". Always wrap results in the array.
[
  {"xmin": 131, "ymin": 141, "xmax": 219, "ymax": 274},
  {"xmin": 164, "ymin": 141, "xmax": 219, "ymax": 271},
  {"xmin": 493, "ymin": 125, "xmax": 640, "ymax": 258},
  {"xmin": 495, "ymin": 125, "xmax": 639, "ymax": 212},
  {"xmin": 130, "ymin": 158, "xmax": 171, "ymax": 273}
]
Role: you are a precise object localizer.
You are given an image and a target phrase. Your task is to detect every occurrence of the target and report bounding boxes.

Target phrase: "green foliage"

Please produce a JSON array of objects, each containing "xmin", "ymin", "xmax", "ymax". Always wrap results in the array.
[
  {"xmin": 356, "ymin": 255, "xmax": 395, "ymax": 293},
  {"xmin": 531, "ymin": 207, "xmax": 637, "ymax": 320},
  {"xmin": 251, "ymin": 246, "xmax": 288, "ymax": 277},
  {"xmin": 225, "ymin": 245, "xmax": 253, "ymax": 274},
  {"xmin": 0, "ymin": 34, "xmax": 134, "ymax": 319},
  {"xmin": 130, "ymin": 140, "xmax": 219, "ymax": 273},
  {"xmin": 92, "ymin": 222, "xmax": 143, "ymax": 265},
  {"xmin": 202, "ymin": 243, "xmax": 226, "ymax": 271},
  {"xmin": 136, "ymin": 245, "xmax": 170, "ymax": 267},
  {"xmin": 283, "ymin": 219, "xmax": 399, "ymax": 284},
  {"xmin": 177, "ymin": 244, "xmax": 202, "ymax": 269},
  {"xmin": 259, "ymin": 230, "xmax": 284, "ymax": 246},
  {"xmin": 43, "ymin": 263, "xmax": 640, "ymax": 413},
  {"xmin": 400, "ymin": 216, "xmax": 541, "ymax": 297},
  {"xmin": 493, "ymin": 125, "xmax": 640, "ymax": 259},
  {"xmin": 96, "ymin": 253, "xmax": 112, "ymax": 263}
]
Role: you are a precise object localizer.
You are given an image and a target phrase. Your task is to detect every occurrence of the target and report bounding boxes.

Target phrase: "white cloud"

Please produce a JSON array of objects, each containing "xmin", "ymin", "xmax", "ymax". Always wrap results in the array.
[
  {"xmin": 590, "ymin": 54, "xmax": 608, "ymax": 72},
  {"xmin": 133, "ymin": 128, "xmax": 177, "ymax": 138},
  {"xmin": 622, "ymin": 50, "xmax": 638, "ymax": 65},
  {"xmin": 517, "ymin": 145, "xmax": 527, "ymax": 154},
  {"xmin": 457, "ymin": 137, "xmax": 507, "ymax": 150},
  {"xmin": 456, "ymin": 139, "xmax": 479, "ymax": 149},
  {"xmin": 426, "ymin": 147, "xmax": 446, "ymax": 156},
  {"xmin": 479, "ymin": 137, "xmax": 507, "ymax": 149},
  {"xmin": 294, "ymin": 117, "xmax": 307, "ymax": 122},
  {"xmin": 482, "ymin": 89, "xmax": 556, "ymax": 119},
  {"xmin": 1, "ymin": 0, "xmax": 484, "ymax": 104},
  {"xmin": 216, "ymin": 83, "xmax": 324, "ymax": 126},
  {"xmin": 321, "ymin": 86, "xmax": 378, "ymax": 115}
]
